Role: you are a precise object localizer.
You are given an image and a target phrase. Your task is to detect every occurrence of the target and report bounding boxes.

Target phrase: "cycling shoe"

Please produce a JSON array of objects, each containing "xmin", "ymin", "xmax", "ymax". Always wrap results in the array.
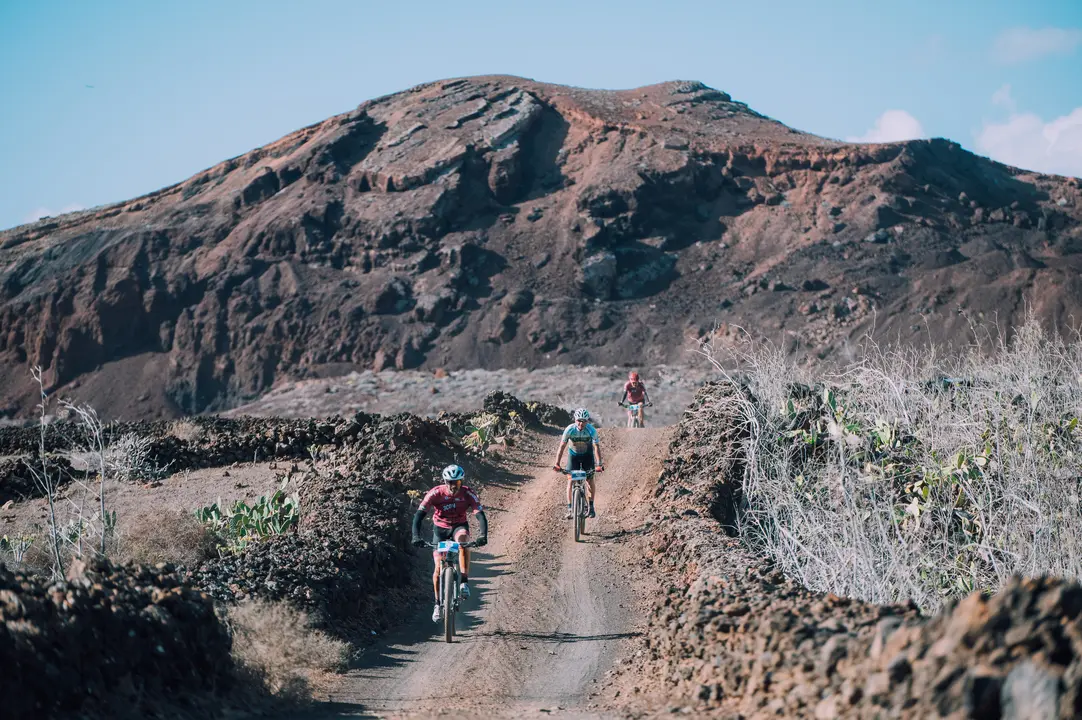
[{"xmin": 460, "ymin": 583, "xmax": 471, "ymax": 600}]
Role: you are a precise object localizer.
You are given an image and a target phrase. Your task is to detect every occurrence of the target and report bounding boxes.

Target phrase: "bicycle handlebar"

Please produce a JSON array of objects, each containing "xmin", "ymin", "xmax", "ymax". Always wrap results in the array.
[
  {"xmin": 553, "ymin": 466, "xmax": 604, "ymax": 474},
  {"xmin": 424, "ymin": 540, "xmax": 480, "ymax": 550}
]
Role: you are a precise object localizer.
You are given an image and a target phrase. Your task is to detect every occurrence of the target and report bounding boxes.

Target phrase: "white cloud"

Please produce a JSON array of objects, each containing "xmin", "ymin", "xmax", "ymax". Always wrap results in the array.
[
  {"xmin": 991, "ymin": 84, "xmax": 1016, "ymax": 113},
  {"xmin": 23, "ymin": 203, "xmax": 85, "ymax": 223},
  {"xmin": 976, "ymin": 106, "xmax": 1082, "ymax": 177},
  {"xmin": 994, "ymin": 27, "xmax": 1082, "ymax": 64},
  {"xmin": 846, "ymin": 110, "xmax": 925, "ymax": 143}
]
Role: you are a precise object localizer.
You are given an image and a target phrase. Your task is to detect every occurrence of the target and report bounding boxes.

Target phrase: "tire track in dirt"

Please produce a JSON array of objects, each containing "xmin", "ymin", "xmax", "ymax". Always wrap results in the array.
[{"xmin": 304, "ymin": 427, "xmax": 669, "ymax": 719}]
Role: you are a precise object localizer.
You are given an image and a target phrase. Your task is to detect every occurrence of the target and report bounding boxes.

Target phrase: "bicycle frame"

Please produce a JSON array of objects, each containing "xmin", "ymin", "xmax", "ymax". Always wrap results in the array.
[
  {"xmin": 426, "ymin": 539, "xmax": 476, "ymax": 642},
  {"xmin": 560, "ymin": 469, "xmax": 591, "ymax": 541},
  {"xmin": 569, "ymin": 469, "xmax": 589, "ymax": 502},
  {"xmin": 434, "ymin": 541, "xmax": 462, "ymax": 576}
]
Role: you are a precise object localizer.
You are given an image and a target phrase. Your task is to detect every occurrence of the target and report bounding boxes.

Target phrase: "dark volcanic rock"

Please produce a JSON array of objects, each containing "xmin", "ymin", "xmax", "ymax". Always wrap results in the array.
[
  {"xmin": 0, "ymin": 559, "xmax": 233, "ymax": 720},
  {"xmin": 530, "ymin": 400, "xmax": 573, "ymax": 427},
  {"xmin": 481, "ymin": 389, "xmax": 539, "ymax": 425},
  {"xmin": 0, "ymin": 415, "xmax": 364, "ymax": 471},
  {"xmin": 1, "ymin": 76, "xmax": 1080, "ymax": 419},
  {"xmin": 0, "ymin": 455, "xmax": 74, "ymax": 504}
]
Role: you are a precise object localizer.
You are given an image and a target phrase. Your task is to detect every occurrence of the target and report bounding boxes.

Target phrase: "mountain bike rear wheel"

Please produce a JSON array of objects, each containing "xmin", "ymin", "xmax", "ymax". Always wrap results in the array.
[{"xmin": 441, "ymin": 566, "xmax": 456, "ymax": 642}]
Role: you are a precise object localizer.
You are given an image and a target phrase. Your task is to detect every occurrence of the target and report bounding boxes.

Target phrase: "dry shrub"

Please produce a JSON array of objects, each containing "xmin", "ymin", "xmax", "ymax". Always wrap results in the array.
[
  {"xmin": 103, "ymin": 432, "xmax": 162, "ymax": 481},
  {"xmin": 228, "ymin": 599, "xmax": 349, "ymax": 700},
  {"xmin": 116, "ymin": 509, "xmax": 219, "ymax": 567},
  {"xmin": 700, "ymin": 314, "xmax": 1082, "ymax": 612},
  {"xmin": 16, "ymin": 533, "xmax": 60, "ymax": 577},
  {"xmin": 168, "ymin": 420, "xmax": 206, "ymax": 443}
]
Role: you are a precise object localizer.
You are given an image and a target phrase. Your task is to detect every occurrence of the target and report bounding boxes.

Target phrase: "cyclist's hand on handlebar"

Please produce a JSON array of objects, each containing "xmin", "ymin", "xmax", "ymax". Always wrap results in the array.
[
  {"xmin": 552, "ymin": 465, "xmax": 564, "ymax": 473},
  {"xmin": 411, "ymin": 537, "xmax": 425, "ymax": 548},
  {"xmin": 474, "ymin": 536, "xmax": 488, "ymax": 547},
  {"xmin": 596, "ymin": 465, "xmax": 605, "ymax": 472}
]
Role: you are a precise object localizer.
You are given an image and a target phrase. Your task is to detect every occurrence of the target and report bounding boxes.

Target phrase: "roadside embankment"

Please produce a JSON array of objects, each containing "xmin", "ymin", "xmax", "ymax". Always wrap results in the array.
[
  {"xmin": 0, "ymin": 559, "xmax": 233, "ymax": 720},
  {"xmin": 645, "ymin": 381, "xmax": 1082, "ymax": 718}
]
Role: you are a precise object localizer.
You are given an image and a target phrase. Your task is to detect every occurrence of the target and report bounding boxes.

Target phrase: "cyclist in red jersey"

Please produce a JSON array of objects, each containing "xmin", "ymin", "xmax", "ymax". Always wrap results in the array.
[
  {"xmin": 620, "ymin": 371, "xmax": 652, "ymax": 427},
  {"xmin": 411, "ymin": 464, "xmax": 489, "ymax": 622}
]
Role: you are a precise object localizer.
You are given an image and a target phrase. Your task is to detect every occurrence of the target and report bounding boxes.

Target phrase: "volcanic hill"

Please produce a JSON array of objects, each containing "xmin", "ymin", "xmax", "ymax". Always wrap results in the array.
[{"xmin": 1, "ymin": 75, "xmax": 1080, "ymax": 419}]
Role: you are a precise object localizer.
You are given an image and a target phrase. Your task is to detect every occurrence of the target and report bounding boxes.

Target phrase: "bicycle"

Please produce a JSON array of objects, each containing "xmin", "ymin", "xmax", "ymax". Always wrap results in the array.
[
  {"xmin": 619, "ymin": 401, "xmax": 652, "ymax": 428},
  {"xmin": 425, "ymin": 539, "xmax": 478, "ymax": 642},
  {"xmin": 555, "ymin": 467, "xmax": 601, "ymax": 542}
]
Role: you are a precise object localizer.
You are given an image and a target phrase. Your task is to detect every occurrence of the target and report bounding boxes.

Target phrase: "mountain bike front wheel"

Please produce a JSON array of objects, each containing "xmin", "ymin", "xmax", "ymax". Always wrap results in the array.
[
  {"xmin": 578, "ymin": 495, "xmax": 587, "ymax": 538},
  {"xmin": 441, "ymin": 566, "xmax": 456, "ymax": 642},
  {"xmin": 573, "ymin": 487, "xmax": 584, "ymax": 543}
]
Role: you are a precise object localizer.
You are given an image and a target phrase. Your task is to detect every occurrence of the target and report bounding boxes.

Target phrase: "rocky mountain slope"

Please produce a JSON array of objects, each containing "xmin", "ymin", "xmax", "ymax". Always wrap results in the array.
[{"xmin": 1, "ymin": 75, "xmax": 1080, "ymax": 419}]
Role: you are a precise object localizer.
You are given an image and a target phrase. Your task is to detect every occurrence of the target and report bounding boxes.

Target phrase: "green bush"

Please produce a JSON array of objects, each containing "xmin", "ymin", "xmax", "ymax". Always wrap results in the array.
[
  {"xmin": 450, "ymin": 411, "xmax": 525, "ymax": 456},
  {"xmin": 196, "ymin": 481, "xmax": 300, "ymax": 555},
  {"xmin": 0, "ymin": 534, "xmax": 35, "ymax": 564}
]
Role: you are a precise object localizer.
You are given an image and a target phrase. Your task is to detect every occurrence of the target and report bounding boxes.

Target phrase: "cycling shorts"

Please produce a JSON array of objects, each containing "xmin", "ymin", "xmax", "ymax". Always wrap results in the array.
[
  {"xmin": 568, "ymin": 453, "xmax": 595, "ymax": 475},
  {"xmin": 432, "ymin": 523, "xmax": 470, "ymax": 560}
]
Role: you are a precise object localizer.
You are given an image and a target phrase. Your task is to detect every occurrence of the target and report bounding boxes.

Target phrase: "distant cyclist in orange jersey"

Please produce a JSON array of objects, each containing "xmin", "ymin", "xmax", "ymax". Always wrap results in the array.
[{"xmin": 620, "ymin": 371, "xmax": 652, "ymax": 427}]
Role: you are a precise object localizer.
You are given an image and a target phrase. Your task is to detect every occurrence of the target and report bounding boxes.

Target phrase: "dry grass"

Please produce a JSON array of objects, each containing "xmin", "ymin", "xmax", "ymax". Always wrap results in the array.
[
  {"xmin": 227, "ymin": 599, "xmax": 349, "ymax": 700},
  {"xmin": 4, "ymin": 502, "xmax": 219, "ymax": 575},
  {"xmin": 168, "ymin": 419, "xmax": 206, "ymax": 443},
  {"xmin": 700, "ymin": 315, "xmax": 1082, "ymax": 611},
  {"xmin": 115, "ymin": 508, "xmax": 220, "ymax": 567}
]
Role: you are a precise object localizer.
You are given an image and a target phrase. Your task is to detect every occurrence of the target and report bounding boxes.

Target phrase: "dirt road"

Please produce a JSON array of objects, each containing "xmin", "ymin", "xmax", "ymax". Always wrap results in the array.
[{"xmin": 307, "ymin": 427, "xmax": 669, "ymax": 719}]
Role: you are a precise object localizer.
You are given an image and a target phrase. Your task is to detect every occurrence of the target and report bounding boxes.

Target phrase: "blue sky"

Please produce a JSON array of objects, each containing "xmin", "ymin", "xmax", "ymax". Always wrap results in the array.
[{"xmin": 1, "ymin": 0, "xmax": 1080, "ymax": 230}]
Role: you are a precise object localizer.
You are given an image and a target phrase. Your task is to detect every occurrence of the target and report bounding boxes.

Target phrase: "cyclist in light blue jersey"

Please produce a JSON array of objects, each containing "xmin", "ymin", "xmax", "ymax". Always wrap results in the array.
[{"xmin": 552, "ymin": 407, "xmax": 604, "ymax": 519}]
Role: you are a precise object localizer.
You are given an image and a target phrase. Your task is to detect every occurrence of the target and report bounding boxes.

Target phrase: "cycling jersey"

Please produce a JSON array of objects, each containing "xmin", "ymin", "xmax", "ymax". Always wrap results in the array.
[
  {"xmin": 561, "ymin": 422, "xmax": 598, "ymax": 456},
  {"xmin": 419, "ymin": 485, "xmax": 483, "ymax": 528},
  {"xmin": 624, "ymin": 381, "xmax": 647, "ymax": 404}
]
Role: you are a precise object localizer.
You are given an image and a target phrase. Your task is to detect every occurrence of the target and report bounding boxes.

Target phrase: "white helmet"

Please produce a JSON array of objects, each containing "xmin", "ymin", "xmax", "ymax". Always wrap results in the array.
[
  {"xmin": 442, "ymin": 464, "xmax": 465, "ymax": 483},
  {"xmin": 573, "ymin": 408, "xmax": 590, "ymax": 422}
]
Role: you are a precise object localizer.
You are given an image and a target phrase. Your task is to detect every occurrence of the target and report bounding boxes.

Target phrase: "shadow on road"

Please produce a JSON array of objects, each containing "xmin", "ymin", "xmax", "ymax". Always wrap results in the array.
[
  {"xmin": 474, "ymin": 629, "xmax": 642, "ymax": 643},
  {"xmin": 583, "ymin": 523, "xmax": 652, "ymax": 545},
  {"xmin": 347, "ymin": 548, "xmax": 505, "ymax": 677},
  {"xmin": 284, "ymin": 700, "xmax": 377, "ymax": 719}
]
